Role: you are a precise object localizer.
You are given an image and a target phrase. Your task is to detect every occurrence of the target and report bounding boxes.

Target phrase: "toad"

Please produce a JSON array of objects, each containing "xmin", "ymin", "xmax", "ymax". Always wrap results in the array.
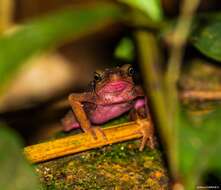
[{"xmin": 62, "ymin": 64, "xmax": 154, "ymax": 150}]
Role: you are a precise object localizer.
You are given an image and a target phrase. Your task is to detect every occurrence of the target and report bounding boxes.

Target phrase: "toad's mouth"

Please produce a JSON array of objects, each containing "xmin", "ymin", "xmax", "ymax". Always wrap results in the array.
[{"xmin": 99, "ymin": 81, "xmax": 131, "ymax": 93}]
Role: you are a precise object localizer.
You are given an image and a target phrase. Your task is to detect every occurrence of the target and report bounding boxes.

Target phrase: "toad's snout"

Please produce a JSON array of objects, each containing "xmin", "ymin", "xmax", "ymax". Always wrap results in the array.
[{"xmin": 109, "ymin": 73, "xmax": 121, "ymax": 81}]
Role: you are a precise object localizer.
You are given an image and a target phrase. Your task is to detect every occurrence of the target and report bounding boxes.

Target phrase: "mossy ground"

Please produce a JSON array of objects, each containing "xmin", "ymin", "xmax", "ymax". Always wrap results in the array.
[
  {"xmin": 36, "ymin": 140, "xmax": 169, "ymax": 190},
  {"xmin": 35, "ymin": 61, "xmax": 221, "ymax": 190}
]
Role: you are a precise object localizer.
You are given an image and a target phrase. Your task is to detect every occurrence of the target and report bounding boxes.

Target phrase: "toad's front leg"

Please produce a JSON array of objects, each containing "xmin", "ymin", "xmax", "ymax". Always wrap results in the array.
[
  {"xmin": 131, "ymin": 98, "xmax": 155, "ymax": 151},
  {"xmin": 68, "ymin": 93, "xmax": 107, "ymax": 140}
]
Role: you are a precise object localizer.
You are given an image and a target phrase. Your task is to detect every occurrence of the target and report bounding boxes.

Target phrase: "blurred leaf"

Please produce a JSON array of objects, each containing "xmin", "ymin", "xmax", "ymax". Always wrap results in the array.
[
  {"xmin": 119, "ymin": 0, "xmax": 163, "ymax": 22},
  {"xmin": 191, "ymin": 14, "xmax": 221, "ymax": 62},
  {"xmin": 179, "ymin": 108, "xmax": 221, "ymax": 189},
  {"xmin": 114, "ymin": 37, "xmax": 135, "ymax": 61},
  {"xmin": 0, "ymin": 4, "xmax": 123, "ymax": 91},
  {"xmin": 0, "ymin": 124, "xmax": 40, "ymax": 190}
]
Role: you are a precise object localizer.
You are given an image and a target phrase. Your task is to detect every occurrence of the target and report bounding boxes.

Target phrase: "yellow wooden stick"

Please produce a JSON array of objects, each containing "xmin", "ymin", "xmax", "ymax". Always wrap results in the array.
[{"xmin": 24, "ymin": 119, "xmax": 150, "ymax": 164}]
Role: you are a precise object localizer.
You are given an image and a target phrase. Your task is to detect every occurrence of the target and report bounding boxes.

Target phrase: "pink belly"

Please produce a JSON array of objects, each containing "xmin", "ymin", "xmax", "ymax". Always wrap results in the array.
[{"xmin": 89, "ymin": 102, "xmax": 133, "ymax": 124}]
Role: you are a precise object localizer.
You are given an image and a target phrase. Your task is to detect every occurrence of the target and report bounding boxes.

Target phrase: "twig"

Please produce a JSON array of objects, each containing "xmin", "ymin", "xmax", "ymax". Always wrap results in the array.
[
  {"xmin": 166, "ymin": 0, "xmax": 201, "ymax": 84},
  {"xmin": 24, "ymin": 119, "xmax": 150, "ymax": 164},
  {"xmin": 180, "ymin": 90, "xmax": 221, "ymax": 101}
]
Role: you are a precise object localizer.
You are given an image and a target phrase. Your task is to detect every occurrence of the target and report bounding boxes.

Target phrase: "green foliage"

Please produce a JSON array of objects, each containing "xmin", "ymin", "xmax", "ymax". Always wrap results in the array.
[
  {"xmin": 0, "ymin": 3, "xmax": 122, "ymax": 91},
  {"xmin": 162, "ymin": 13, "xmax": 221, "ymax": 62},
  {"xmin": 180, "ymin": 14, "xmax": 221, "ymax": 188},
  {"xmin": 0, "ymin": 124, "xmax": 41, "ymax": 190},
  {"xmin": 135, "ymin": 6, "xmax": 221, "ymax": 188},
  {"xmin": 119, "ymin": 0, "xmax": 163, "ymax": 22},
  {"xmin": 114, "ymin": 37, "xmax": 135, "ymax": 61},
  {"xmin": 179, "ymin": 108, "xmax": 221, "ymax": 189},
  {"xmin": 191, "ymin": 18, "xmax": 221, "ymax": 62}
]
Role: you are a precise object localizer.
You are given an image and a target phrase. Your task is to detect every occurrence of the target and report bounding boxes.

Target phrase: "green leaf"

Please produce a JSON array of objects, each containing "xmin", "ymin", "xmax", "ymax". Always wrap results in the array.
[
  {"xmin": 179, "ymin": 108, "xmax": 221, "ymax": 189},
  {"xmin": 119, "ymin": 0, "xmax": 163, "ymax": 22},
  {"xmin": 191, "ymin": 14, "xmax": 221, "ymax": 62},
  {"xmin": 0, "ymin": 124, "xmax": 41, "ymax": 190},
  {"xmin": 114, "ymin": 37, "xmax": 135, "ymax": 61},
  {"xmin": 0, "ymin": 4, "xmax": 123, "ymax": 91}
]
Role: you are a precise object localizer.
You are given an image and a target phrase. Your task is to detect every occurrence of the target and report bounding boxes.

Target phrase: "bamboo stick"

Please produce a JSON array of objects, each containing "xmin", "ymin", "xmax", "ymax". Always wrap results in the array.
[{"xmin": 24, "ymin": 119, "xmax": 150, "ymax": 164}]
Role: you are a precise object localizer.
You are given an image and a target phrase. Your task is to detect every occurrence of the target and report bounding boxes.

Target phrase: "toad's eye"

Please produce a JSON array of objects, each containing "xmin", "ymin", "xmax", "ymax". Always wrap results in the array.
[
  {"xmin": 94, "ymin": 72, "xmax": 102, "ymax": 82},
  {"xmin": 128, "ymin": 66, "xmax": 135, "ymax": 76}
]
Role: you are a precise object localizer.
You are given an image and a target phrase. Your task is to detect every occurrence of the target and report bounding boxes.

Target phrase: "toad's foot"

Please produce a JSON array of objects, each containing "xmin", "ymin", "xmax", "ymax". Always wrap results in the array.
[
  {"xmin": 135, "ymin": 119, "xmax": 155, "ymax": 151},
  {"xmin": 85, "ymin": 127, "xmax": 107, "ymax": 141}
]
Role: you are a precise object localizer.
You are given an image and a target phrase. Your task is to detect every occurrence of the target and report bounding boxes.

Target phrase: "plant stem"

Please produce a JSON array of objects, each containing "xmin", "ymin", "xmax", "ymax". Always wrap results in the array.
[
  {"xmin": 135, "ymin": 31, "xmax": 174, "ymax": 172},
  {"xmin": 165, "ymin": 0, "xmax": 201, "ymax": 183}
]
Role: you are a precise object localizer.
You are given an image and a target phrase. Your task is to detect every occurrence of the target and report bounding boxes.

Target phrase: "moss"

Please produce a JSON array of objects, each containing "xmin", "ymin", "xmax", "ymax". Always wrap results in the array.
[
  {"xmin": 35, "ymin": 111, "xmax": 169, "ymax": 189},
  {"xmin": 36, "ymin": 140, "xmax": 169, "ymax": 190}
]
